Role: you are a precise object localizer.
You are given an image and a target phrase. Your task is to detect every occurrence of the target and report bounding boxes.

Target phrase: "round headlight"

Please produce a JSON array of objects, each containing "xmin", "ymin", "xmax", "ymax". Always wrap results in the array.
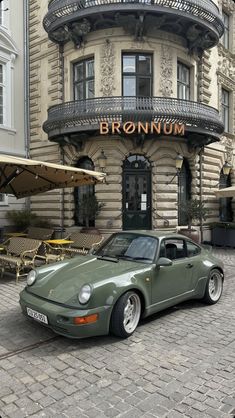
[
  {"xmin": 27, "ymin": 270, "xmax": 37, "ymax": 286},
  {"xmin": 78, "ymin": 284, "xmax": 92, "ymax": 304}
]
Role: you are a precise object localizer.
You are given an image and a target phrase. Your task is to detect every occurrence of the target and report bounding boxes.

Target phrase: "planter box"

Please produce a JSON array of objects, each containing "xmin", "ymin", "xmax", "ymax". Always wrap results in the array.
[{"xmin": 211, "ymin": 225, "xmax": 235, "ymax": 247}]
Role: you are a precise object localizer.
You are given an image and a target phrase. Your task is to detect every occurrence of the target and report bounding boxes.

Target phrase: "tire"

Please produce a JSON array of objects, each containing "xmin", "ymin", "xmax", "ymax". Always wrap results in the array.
[
  {"xmin": 202, "ymin": 269, "xmax": 223, "ymax": 305},
  {"xmin": 110, "ymin": 291, "xmax": 141, "ymax": 338}
]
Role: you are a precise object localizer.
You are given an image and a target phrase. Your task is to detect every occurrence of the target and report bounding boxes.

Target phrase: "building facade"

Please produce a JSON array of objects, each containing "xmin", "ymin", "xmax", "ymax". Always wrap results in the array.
[
  {"xmin": 29, "ymin": 0, "xmax": 235, "ymax": 237},
  {"xmin": 0, "ymin": 0, "xmax": 28, "ymax": 227}
]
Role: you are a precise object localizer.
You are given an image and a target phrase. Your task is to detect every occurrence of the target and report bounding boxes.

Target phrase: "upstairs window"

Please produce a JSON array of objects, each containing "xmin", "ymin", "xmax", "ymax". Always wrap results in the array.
[
  {"xmin": 219, "ymin": 171, "xmax": 233, "ymax": 222},
  {"xmin": 73, "ymin": 58, "xmax": 94, "ymax": 101},
  {"xmin": 221, "ymin": 88, "xmax": 229, "ymax": 132},
  {"xmin": 222, "ymin": 11, "xmax": 229, "ymax": 49},
  {"xmin": 122, "ymin": 54, "xmax": 152, "ymax": 97},
  {"xmin": 177, "ymin": 62, "xmax": 190, "ymax": 100}
]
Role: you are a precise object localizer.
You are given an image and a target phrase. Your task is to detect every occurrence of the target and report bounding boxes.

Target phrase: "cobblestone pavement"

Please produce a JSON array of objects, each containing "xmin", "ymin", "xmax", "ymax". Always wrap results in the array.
[{"xmin": 0, "ymin": 249, "xmax": 235, "ymax": 418}]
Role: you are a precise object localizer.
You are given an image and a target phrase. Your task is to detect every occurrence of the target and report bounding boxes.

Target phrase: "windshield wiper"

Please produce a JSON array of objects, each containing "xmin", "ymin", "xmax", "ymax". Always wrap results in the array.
[
  {"xmin": 97, "ymin": 255, "xmax": 119, "ymax": 263},
  {"xmin": 117, "ymin": 255, "xmax": 152, "ymax": 262}
]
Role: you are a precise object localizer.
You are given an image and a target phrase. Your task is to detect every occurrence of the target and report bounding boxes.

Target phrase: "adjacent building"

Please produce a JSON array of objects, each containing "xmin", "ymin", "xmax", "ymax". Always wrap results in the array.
[
  {"xmin": 0, "ymin": 0, "xmax": 28, "ymax": 227},
  {"xmin": 29, "ymin": 0, "xmax": 235, "ymax": 237}
]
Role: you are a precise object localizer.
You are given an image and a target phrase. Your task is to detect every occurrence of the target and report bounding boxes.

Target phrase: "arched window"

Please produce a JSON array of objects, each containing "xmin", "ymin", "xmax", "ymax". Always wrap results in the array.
[
  {"xmin": 219, "ymin": 171, "xmax": 233, "ymax": 222},
  {"xmin": 74, "ymin": 157, "xmax": 95, "ymax": 226},
  {"xmin": 178, "ymin": 160, "xmax": 192, "ymax": 226}
]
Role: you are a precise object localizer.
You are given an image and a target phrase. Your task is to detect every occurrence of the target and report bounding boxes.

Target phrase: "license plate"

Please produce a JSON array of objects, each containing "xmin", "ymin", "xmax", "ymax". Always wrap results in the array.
[{"xmin": 26, "ymin": 307, "xmax": 48, "ymax": 324}]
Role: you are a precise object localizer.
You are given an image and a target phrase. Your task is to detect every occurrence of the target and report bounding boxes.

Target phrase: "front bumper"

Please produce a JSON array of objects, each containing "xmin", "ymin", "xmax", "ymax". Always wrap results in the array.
[{"xmin": 19, "ymin": 288, "xmax": 111, "ymax": 339}]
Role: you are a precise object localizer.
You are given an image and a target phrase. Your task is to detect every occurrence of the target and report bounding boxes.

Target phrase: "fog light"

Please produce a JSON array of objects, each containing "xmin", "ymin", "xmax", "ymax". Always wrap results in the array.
[{"xmin": 73, "ymin": 314, "xmax": 99, "ymax": 325}]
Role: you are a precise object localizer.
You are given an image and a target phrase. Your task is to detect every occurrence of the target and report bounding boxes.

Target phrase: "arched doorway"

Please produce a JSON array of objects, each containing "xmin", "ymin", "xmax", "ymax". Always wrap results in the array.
[
  {"xmin": 74, "ymin": 157, "xmax": 95, "ymax": 227},
  {"xmin": 178, "ymin": 159, "xmax": 192, "ymax": 225},
  {"xmin": 122, "ymin": 155, "xmax": 152, "ymax": 230}
]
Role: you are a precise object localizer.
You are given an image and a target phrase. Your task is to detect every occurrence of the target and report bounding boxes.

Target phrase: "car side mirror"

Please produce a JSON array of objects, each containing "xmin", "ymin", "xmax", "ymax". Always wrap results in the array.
[{"xmin": 156, "ymin": 257, "xmax": 173, "ymax": 267}]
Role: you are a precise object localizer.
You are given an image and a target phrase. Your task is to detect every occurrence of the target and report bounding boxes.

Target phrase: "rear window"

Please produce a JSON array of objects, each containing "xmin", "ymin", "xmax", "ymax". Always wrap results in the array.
[{"xmin": 187, "ymin": 241, "xmax": 201, "ymax": 257}]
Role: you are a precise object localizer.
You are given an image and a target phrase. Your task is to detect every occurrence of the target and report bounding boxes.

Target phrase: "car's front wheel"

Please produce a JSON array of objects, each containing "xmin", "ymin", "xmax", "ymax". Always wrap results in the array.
[
  {"xmin": 110, "ymin": 291, "xmax": 141, "ymax": 338},
  {"xmin": 202, "ymin": 269, "xmax": 223, "ymax": 305}
]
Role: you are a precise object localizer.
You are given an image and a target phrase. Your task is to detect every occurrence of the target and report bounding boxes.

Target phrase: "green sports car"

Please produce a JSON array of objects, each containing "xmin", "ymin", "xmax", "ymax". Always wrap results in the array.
[{"xmin": 19, "ymin": 231, "xmax": 224, "ymax": 339}]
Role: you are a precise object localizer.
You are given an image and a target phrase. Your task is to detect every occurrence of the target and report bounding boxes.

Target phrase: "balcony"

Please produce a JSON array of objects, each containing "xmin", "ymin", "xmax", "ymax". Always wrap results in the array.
[
  {"xmin": 43, "ymin": 96, "xmax": 224, "ymax": 146},
  {"xmin": 43, "ymin": 0, "xmax": 224, "ymax": 54}
]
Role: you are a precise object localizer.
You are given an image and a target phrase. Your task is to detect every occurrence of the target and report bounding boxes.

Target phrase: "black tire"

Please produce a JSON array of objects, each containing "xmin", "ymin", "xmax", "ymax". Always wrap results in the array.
[
  {"xmin": 202, "ymin": 269, "xmax": 223, "ymax": 305},
  {"xmin": 110, "ymin": 291, "xmax": 141, "ymax": 338}
]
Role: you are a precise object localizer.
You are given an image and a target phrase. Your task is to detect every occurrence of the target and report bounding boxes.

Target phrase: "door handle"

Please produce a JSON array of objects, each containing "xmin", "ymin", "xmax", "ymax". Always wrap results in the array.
[{"xmin": 186, "ymin": 263, "xmax": 193, "ymax": 269}]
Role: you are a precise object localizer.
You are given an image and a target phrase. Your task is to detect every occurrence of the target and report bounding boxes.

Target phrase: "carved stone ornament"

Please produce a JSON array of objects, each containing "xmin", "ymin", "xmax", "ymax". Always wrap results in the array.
[
  {"xmin": 220, "ymin": 135, "xmax": 234, "ymax": 164},
  {"xmin": 160, "ymin": 45, "xmax": 173, "ymax": 97},
  {"xmin": 100, "ymin": 39, "xmax": 116, "ymax": 97},
  {"xmin": 217, "ymin": 45, "xmax": 235, "ymax": 82},
  {"xmin": 221, "ymin": 0, "xmax": 235, "ymax": 12}
]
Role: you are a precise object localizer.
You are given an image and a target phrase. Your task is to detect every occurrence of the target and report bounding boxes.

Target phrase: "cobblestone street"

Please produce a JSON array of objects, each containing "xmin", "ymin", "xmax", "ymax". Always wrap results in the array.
[{"xmin": 0, "ymin": 249, "xmax": 235, "ymax": 418}]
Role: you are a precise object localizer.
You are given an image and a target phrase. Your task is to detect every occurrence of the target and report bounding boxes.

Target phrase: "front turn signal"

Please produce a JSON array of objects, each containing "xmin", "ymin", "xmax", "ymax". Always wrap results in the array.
[{"xmin": 73, "ymin": 313, "xmax": 99, "ymax": 325}]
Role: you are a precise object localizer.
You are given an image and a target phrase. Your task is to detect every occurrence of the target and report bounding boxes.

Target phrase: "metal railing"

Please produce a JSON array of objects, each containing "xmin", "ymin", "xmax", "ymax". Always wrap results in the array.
[
  {"xmin": 44, "ymin": 0, "xmax": 224, "ymax": 38},
  {"xmin": 43, "ymin": 96, "xmax": 224, "ymax": 139}
]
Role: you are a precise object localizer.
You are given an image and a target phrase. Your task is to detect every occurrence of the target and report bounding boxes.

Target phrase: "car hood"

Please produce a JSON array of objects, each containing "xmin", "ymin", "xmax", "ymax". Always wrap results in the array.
[{"xmin": 27, "ymin": 255, "xmax": 149, "ymax": 304}]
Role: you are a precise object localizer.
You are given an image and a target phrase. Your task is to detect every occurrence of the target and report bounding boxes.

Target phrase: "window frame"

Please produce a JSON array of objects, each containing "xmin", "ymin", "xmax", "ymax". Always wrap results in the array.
[
  {"xmin": 221, "ymin": 88, "xmax": 230, "ymax": 133},
  {"xmin": 222, "ymin": 11, "xmax": 229, "ymax": 49},
  {"xmin": 122, "ymin": 53, "xmax": 153, "ymax": 97},
  {"xmin": 159, "ymin": 238, "xmax": 187, "ymax": 261},
  {"xmin": 186, "ymin": 241, "xmax": 201, "ymax": 257},
  {"xmin": 177, "ymin": 61, "xmax": 190, "ymax": 101},
  {"xmin": 73, "ymin": 57, "xmax": 94, "ymax": 101}
]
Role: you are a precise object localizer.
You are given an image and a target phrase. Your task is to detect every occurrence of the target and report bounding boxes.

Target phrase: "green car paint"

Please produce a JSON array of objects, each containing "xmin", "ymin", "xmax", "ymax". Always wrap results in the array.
[{"xmin": 19, "ymin": 231, "xmax": 224, "ymax": 339}]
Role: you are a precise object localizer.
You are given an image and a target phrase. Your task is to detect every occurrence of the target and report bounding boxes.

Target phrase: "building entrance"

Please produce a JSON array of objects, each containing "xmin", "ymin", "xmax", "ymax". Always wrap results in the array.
[{"xmin": 122, "ymin": 155, "xmax": 151, "ymax": 230}]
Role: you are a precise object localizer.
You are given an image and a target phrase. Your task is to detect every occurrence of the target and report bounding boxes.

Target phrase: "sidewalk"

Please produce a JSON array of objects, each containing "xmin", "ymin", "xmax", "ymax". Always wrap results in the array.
[{"xmin": 0, "ymin": 248, "xmax": 235, "ymax": 418}]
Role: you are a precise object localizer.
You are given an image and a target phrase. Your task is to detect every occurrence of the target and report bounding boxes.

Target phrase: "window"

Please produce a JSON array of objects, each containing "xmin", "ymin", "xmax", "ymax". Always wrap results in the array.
[
  {"xmin": 219, "ymin": 171, "xmax": 233, "ymax": 222},
  {"xmin": 73, "ymin": 58, "xmax": 94, "ymax": 100},
  {"xmin": 0, "ymin": 194, "xmax": 8, "ymax": 205},
  {"xmin": 178, "ymin": 160, "xmax": 192, "ymax": 226},
  {"xmin": 122, "ymin": 54, "xmax": 152, "ymax": 97},
  {"xmin": 222, "ymin": 11, "xmax": 229, "ymax": 49},
  {"xmin": 74, "ymin": 157, "xmax": 95, "ymax": 227},
  {"xmin": 177, "ymin": 62, "xmax": 190, "ymax": 100},
  {"xmin": 186, "ymin": 241, "xmax": 201, "ymax": 257},
  {"xmin": 0, "ymin": 63, "xmax": 5, "ymax": 125},
  {"xmin": 221, "ymin": 88, "xmax": 229, "ymax": 132},
  {"xmin": 160, "ymin": 239, "xmax": 186, "ymax": 260}
]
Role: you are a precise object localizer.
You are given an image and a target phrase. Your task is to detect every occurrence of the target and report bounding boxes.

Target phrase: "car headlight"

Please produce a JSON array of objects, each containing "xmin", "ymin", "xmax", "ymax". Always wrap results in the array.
[
  {"xmin": 27, "ymin": 270, "xmax": 37, "ymax": 286},
  {"xmin": 78, "ymin": 284, "xmax": 92, "ymax": 304}
]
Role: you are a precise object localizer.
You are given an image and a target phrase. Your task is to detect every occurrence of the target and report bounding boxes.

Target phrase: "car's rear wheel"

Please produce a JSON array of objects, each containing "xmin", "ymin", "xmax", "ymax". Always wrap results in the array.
[
  {"xmin": 110, "ymin": 291, "xmax": 141, "ymax": 338},
  {"xmin": 203, "ymin": 269, "xmax": 223, "ymax": 304}
]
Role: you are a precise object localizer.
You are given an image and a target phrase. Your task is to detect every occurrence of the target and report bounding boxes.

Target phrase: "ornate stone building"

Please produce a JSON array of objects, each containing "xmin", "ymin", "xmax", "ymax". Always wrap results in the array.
[
  {"xmin": 29, "ymin": 0, "xmax": 235, "ymax": 237},
  {"xmin": 0, "ymin": 0, "xmax": 28, "ymax": 227}
]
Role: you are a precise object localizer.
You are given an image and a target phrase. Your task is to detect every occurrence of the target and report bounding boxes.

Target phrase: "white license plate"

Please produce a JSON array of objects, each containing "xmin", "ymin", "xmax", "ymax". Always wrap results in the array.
[{"xmin": 26, "ymin": 307, "xmax": 48, "ymax": 324}]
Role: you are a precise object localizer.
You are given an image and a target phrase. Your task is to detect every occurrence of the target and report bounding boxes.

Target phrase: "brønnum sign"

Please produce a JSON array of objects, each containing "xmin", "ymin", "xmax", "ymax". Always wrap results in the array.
[{"xmin": 100, "ymin": 121, "xmax": 185, "ymax": 136}]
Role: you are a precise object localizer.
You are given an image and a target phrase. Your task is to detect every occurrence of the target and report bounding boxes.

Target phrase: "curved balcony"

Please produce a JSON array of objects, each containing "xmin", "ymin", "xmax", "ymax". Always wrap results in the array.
[
  {"xmin": 43, "ymin": 96, "xmax": 224, "ymax": 146},
  {"xmin": 43, "ymin": 0, "xmax": 224, "ymax": 54}
]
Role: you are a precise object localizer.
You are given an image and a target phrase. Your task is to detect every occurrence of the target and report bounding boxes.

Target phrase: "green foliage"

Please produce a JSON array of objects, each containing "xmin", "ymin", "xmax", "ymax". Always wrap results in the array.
[
  {"xmin": 6, "ymin": 210, "xmax": 52, "ymax": 230},
  {"xmin": 181, "ymin": 199, "xmax": 210, "ymax": 231},
  {"xmin": 78, "ymin": 194, "xmax": 105, "ymax": 228}
]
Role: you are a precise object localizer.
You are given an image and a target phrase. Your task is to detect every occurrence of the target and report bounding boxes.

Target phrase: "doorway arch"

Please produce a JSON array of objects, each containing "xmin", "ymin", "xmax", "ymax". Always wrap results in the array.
[{"xmin": 122, "ymin": 154, "xmax": 152, "ymax": 230}]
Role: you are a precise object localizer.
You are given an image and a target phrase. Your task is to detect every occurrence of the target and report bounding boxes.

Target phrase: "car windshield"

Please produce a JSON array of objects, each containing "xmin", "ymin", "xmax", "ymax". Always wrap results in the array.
[{"xmin": 95, "ymin": 233, "xmax": 158, "ymax": 263}]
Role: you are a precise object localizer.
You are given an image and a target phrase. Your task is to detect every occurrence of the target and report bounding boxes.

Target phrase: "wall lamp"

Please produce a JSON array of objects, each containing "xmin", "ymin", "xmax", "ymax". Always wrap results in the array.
[
  {"xmin": 222, "ymin": 161, "xmax": 232, "ymax": 176},
  {"xmin": 166, "ymin": 154, "xmax": 184, "ymax": 184}
]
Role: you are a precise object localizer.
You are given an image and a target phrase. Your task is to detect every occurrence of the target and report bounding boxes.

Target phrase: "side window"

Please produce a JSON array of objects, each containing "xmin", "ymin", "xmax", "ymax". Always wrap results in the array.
[
  {"xmin": 187, "ymin": 242, "xmax": 201, "ymax": 257},
  {"xmin": 163, "ymin": 239, "xmax": 186, "ymax": 260}
]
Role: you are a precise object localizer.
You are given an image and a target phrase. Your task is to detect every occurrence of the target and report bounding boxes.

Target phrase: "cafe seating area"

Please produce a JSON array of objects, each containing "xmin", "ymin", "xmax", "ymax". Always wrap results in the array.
[{"xmin": 0, "ymin": 227, "xmax": 105, "ymax": 282}]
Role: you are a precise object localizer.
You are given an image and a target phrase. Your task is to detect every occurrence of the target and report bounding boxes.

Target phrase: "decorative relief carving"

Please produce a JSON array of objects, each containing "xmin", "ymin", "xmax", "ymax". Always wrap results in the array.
[
  {"xmin": 217, "ymin": 45, "xmax": 235, "ymax": 82},
  {"xmin": 221, "ymin": 0, "xmax": 235, "ymax": 12},
  {"xmin": 160, "ymin": 46, "xmax": 173, "ymax": 97},
  {"xmin": 100, "ymin": 40, "xmax": 116, "ymax": 97},
  {"xmin": 198, "ymin": 51, "xmax": 212, "ymax": 104},
  {"xmin": 220, "ymin": 135, "xmax": 234, "ymax": 164}
]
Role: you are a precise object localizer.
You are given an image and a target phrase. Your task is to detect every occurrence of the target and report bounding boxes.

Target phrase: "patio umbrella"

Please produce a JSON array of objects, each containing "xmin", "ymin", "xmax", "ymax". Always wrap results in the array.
[
  {"xmin": 214, "ymin": 186, "xmax": 235, "ymax": 198},
  {"xmin": 0, "ymin": 154, "xmax": 106, "ymax": 199}
]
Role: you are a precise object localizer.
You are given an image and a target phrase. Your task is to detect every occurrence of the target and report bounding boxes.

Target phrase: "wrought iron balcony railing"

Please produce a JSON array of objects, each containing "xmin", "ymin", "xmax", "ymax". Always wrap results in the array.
[
  {"xmin": 43, "ymin": 0, "xmax": 224, "ymax": 53},
  {"xmin": 43, "ymin": 96, "xmax": 224, "ymax": 146}
]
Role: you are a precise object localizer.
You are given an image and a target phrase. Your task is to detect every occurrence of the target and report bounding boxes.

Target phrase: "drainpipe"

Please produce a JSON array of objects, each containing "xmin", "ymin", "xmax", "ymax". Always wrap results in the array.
[
  {"xmin": 59, "ymin": 43, "xmax": 65, "ymax": 235},
  {"xmin": 23, "ymin": 0, "xmax": 30, "ymax": 210},
  {"xmin": 199, "ymin": 146, "xmax": 204, "ymax": 243}
]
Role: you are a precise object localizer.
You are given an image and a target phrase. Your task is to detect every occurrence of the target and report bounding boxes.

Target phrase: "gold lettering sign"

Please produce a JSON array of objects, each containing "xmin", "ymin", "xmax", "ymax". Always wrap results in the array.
[{"xmin": 100, "ymin": 121, "xmax": 185, "ymax": 136}]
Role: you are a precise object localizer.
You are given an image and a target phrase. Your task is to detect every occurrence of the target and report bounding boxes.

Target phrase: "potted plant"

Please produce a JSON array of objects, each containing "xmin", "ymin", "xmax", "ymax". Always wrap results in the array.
[
  {"xmin": 179, "ymin": 199, "xmax": 210, "ymax": 243},
  {"xmin": 5, "ymin": 209, "xmax": 52, "ymax": 232},
  {"xmin": 78, "ymin": 194, "xmax": 105, "ymax": 234}
]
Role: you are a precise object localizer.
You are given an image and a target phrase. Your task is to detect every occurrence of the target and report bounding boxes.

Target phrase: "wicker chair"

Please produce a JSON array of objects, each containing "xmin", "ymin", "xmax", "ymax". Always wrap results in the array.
[
  {"xmin": 64, "ymin": 232, "xmax": 104, "ymax": 257},
  {"xmin": 0, "ymin": 237, "xmax": 42, "ymax": 282}
]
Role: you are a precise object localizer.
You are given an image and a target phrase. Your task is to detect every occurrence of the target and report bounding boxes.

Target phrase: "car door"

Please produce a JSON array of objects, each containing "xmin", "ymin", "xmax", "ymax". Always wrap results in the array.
[
  {"xmin": 151, "ymin": 238, "xmax": 194, "ymax": 309},
  {"xmin": 185, "ymin": 240, "xmax": 203, "ymax": 291}
]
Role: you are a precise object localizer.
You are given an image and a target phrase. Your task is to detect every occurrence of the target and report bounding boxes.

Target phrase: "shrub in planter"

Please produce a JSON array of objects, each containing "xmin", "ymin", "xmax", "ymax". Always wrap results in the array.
[
  {"xmin": 179, "ymin": 199, "xmax": 210, "ymax": 243},
  {"xmin": 6, "ymin": 210, "xmax": 52, "ymax": 231}
]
